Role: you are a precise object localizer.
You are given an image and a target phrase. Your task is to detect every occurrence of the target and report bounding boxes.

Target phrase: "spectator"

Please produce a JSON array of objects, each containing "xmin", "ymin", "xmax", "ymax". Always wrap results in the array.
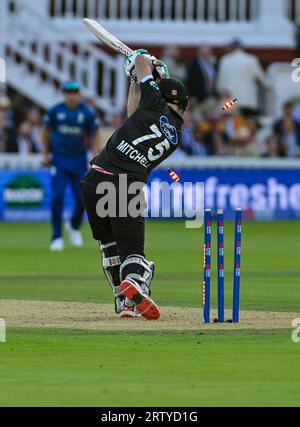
[
  {"xmin": 263, "ymin": 135, "xmax": 280, "ymax": 157},
  {"xmin": 181, "ymin": 113, "xmax": 207, "ymax": 156},
  {"xmin": 278, "ymin": 118, "xmax": 299, "ymax": 157},
  {"xmin": 214, "ymin": 110, "xmax": 246, "ymax": 155},
  {"xmin": 17, "ymin": 121, "xmax": 37, "ymax": 154},
  {"xmin": 217, "ymin": 39, "xmax": 268, "ymax": 115},
  {"xmin": 0, "ymin": 96, "xmax": 14, "ymax": 129},
  {"xmin": 233, "ymin": 118, "xmax": 265, "ymax": 157},
  {"xmin": 0, "ymin": 109, "xmax": 17, "ymax": 152},
  {"xmin": 292, "ymin": 99, "xmax": 300, "ymax": 123},
  {"xmin": 194, "ymin": 120, "xmax": 216, "ymax": 156},
  {"xmin": 186, "ymin": 45, "xmax": 217, "ymax": 105},
  {"xmin": 161, "ymin": 46, "xmax": 187, "ymax": 83},
  {"xmin": 274, "ymin": 101, "xmax": 300, "ymax": 137},
  {"xmin": 274, "ymin": 102, "xmax": 300, "ymax": 157},
  {"xmin": 26, "ymin": 108, "xmax": 43, "ymax": 152}
]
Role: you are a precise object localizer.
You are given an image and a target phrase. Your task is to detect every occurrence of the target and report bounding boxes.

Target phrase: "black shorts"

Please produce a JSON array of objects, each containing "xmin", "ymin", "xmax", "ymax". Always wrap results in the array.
[{"xmin": 80, "ymin": 169, "xmax": 145, "ymax": 259}]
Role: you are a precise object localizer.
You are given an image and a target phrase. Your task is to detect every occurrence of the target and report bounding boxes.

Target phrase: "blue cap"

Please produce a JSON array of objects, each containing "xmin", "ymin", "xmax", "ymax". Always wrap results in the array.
[{"xmin": 62, "ymin": 81, "xmax": 81, "ymax": 92}]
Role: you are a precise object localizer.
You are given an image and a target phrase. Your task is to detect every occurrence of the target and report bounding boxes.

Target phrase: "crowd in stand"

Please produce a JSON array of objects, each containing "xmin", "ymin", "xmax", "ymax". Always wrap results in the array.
[
  {"xmin": 0, "ymin": 97, "xmax": 44, "ymax": 154},
  {"xmin": 163, "ymin": 40, "xmax": 300, "ymax": 159},
  {"xmin": 1, "ymin": 39, "xmax": 300, "ymax": 158}
]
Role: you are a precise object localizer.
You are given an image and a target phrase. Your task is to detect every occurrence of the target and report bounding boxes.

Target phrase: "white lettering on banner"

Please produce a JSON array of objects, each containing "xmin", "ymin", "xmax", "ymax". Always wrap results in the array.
[
  {"xmin": 205, "ymin": 177, "xmax": 218, "ymax": 208},
  {"xmin": 202, "ymin": 177, "xmax": 300, "ymax": 213},
  {"xmin": 4, "ymin": 189, "xmax": 43, "ymax": 203},
  {"xmin": 142, "ymin": 176, "xmax": 300, "ymax": 219},
  {"xmin": 250, "ymin": 184, "xmax": 267, "ymax": 210},
  {"xmin": 268, "ymin": 178, "xmax": 289, "ymax": 210},
  {"xmin": 289, "ymin": 184, "xmax": 300, "ymax": 209},
  {"xmin": 230, "ymin": 184, "xmax": 249, "ymax": 209},
  {"xmin": 216, "ymin": 185, "xmax": 230, "ymax": 209}
]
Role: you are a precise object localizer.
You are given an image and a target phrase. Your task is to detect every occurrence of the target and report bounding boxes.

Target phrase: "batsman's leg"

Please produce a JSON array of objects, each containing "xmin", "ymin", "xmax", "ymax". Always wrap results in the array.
[
  {"xmin": 80, "ymin": 176, "xmax": 139, "ymax": 318},
  {"xmin": 98, "ymin": 241, "xmax": 140, "ymax": 317},
  {"xmin": 119, "ymin": 255, "xmax": 159, "ymax": 320},
  {"xmin": 111, "ymin": 214, "xmax": 159, "ymax": 320}
]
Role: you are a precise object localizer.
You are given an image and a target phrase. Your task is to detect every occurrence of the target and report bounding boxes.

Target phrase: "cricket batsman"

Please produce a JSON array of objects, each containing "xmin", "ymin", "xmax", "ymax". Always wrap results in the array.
[{"xmin": 81, "ymin": 51, "xmax": 188, "ymax": 319}]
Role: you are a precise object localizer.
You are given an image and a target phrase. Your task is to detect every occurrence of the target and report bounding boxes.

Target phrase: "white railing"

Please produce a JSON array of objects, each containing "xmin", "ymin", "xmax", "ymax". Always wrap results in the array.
[
  {"xmin": 3, "ymin": 0, "xmax": 127, "ymax": 113},
  {"xmin": 6, "ymin": 0, "xmax": 294, "ymax": 47},
  {"xmin": 6, "ymin": 39, "xmax": 125, "ymax": 112},
  {"xmin": 48, "ymin": 0, "xmax": 257, "ymax": 22}
]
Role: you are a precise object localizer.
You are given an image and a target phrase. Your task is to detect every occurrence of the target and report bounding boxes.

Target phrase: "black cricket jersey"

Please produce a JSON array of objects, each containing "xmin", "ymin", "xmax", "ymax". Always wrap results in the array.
[{"xmin": 92, "ymin": 76, "xmax": 184, "ymax": 182}]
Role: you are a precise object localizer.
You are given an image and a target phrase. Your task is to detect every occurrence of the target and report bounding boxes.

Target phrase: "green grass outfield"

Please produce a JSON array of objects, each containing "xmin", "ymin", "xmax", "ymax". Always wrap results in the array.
[{"xmin": 0, "ymin": 221, "xmax": 300, "ymax": 406}]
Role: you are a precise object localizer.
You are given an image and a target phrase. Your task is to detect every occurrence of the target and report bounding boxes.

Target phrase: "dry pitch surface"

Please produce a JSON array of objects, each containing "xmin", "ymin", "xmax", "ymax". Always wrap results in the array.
[{"xmin": 0, "ymin": 299, "xmax": 297, "ymax": 331}]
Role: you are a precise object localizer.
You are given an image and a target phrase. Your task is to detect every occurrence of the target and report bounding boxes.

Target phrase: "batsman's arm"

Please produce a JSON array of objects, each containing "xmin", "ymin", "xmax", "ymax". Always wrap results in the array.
[
  {"xmin": 127, "ymin": 54, "xmax": 154, "ymax": 116},
  {"xmin": 127, "ymin": 82, "xmax": 141, "ymax": 117},
  {"xmin": 40, "ymin": 128, "xmax": 51, "ymax": 167},
  {"xmin": 135, "ymin": 54, "xmax": 154, "ymax": 82}
]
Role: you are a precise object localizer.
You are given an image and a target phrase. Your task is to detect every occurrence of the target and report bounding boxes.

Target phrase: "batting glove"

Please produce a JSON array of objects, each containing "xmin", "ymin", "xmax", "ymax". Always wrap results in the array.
[
  {"xmin": 124, "ymin": 49, "xmax": 152, "ymax": 83},
  {"xmin": 152, "ymin": 59, "xmax": 170, "ymax": 81}
]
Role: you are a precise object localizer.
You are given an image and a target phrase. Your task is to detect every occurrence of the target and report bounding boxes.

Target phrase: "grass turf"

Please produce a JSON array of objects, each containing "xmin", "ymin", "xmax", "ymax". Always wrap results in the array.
[
  {"xmin": 0, "ymin": 221, "xmax": 299, "ymax": 312},
  {"xmin": 0, "ymin": 327, "xmax": 299, "ymax": 407},
  {"xmin": 0, "ymin": 221, "xmax": 299, "ymax": 406}
]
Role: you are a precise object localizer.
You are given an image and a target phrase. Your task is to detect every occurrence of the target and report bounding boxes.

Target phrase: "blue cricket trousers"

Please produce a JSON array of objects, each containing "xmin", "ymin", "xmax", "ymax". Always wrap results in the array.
[{"xmin": 51, "ymin": 160, "xmax": 87, "ymax": 240}]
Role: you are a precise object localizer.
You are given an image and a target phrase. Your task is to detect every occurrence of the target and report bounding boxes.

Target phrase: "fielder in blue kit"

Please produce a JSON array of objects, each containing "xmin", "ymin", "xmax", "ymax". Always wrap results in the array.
[{"xmin": 41, "ymin": 81, "xmax": 101, "ymax": 251}]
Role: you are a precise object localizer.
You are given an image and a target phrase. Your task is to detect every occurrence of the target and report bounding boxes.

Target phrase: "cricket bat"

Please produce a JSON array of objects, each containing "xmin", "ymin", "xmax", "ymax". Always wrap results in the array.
[{"xmin": 83, "ymin": 18, "xmax": 133, "ymax": 57}]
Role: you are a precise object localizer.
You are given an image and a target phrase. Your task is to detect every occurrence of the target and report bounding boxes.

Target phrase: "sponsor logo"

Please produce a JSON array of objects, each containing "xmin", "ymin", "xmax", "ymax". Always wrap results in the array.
[
  {"xmin": 159, "ymin": 116, "xmax": 178, "ymax": 145},
  {"xmin": 3, "ymin": 174, "xmax": 44, "ymax": 208},
  {"xmin": 57, "ymin": 125, "xmax": 82, "ymax": 136}
]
